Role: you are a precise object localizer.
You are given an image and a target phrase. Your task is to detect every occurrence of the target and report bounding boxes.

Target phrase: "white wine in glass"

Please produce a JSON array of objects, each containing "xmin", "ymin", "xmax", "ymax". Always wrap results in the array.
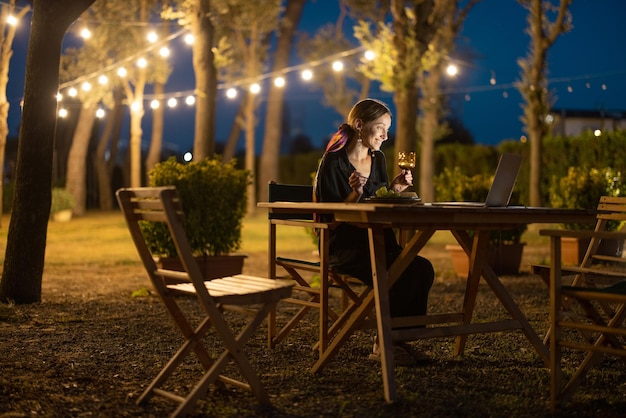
[
  {"xmin": 397, "ymin": 151, "xmax": 416, "ymax": 186},
  {"xmin": 398, "ymin": 151, "xmax": 416, "ymax": 170}
]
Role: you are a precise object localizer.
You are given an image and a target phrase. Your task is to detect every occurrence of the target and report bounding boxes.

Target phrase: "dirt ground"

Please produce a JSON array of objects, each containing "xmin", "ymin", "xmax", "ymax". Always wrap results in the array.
[{"xmin": 1, "ymin": 246, "xmax": 625, "ymax": 417}]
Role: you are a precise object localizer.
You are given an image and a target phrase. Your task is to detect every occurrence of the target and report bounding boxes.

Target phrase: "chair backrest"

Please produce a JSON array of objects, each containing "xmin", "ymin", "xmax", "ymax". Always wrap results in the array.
[
  {"xmin": 268, "ymin": 181, "xmax": 314, "ymax": 221},
  {"xmin": 116, "ymin": 186, "xmax": 207, "ymax": 292},
  {"xmin": 583, "ymin": 196, "xmax": 626, "ymax": 266},
  {"xmin": 596, "ymin": 195, "xmax": 626, "ymax": 227}
]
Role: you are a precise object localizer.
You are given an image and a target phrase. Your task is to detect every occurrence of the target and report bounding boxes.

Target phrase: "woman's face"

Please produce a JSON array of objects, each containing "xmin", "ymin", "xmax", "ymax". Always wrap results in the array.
[{"xmin": 360, "ymin": 113, "xmax": 391, "ymax": 151}]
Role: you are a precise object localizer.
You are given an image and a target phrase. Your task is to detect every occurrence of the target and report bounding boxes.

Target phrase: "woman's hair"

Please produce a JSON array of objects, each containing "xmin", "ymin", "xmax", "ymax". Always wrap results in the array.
[
  {"xmin": 347, "ymin": 98, "xmax": 391, "ymax": 127},
  {"xmin": 325, "ymin": 98, "xmax": 391, "ymax": 153}
]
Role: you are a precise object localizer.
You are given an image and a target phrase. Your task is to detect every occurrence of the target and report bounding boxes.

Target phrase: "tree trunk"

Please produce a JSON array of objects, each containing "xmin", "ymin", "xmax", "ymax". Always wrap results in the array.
[
  {"xmin": 145, "ymin": 82, "xmax": 164, "ymax": 178},
  {"xmin": 191, "ymin": 0, "xmax": 217, "ymax": 160},
  {"xmin": 222, "ymin": 95, "xmax": 247, "ymax": 163},
  {"xmin": 419, "ymin": 69, "xmax": 441, "ymax": 202},
  {"xmin": 129, "ymin": 93, "xmax": 144, "ymax": 188},
  {"xmin": 66, "ymin": 103, "xmax": 96, "ymax": 216},
  {"xmin": 392, "ymin": 88, "xmax": 419, "ymax": 170},
  {"xmin": 245, "ymin": 92, "xmax": 256, "ymax": 215},
  {"xmin": 95, "ymin": 87, "xmax": 123, "ymax": 211},
  {"xmin": 0, "ymin": 0, "xmax": 96, "ymax": 304},
  {"xmin": 258, "ymin": 0, "xmax": 306, "ymax": 202}
]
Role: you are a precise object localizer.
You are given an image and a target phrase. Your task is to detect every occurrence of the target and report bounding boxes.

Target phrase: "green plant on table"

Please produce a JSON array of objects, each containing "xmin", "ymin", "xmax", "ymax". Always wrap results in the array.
[{"xmin": 141, "ymin": 156, "xmax": 250, "ymax": 257}]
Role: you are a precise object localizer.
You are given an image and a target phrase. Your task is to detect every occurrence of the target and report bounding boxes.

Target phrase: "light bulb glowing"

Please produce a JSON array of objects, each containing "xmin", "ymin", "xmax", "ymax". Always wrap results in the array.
[
  {"xmin": 56, "ymin": 93, "xmax": 62, "ymax": 101},
  {"xmin": 159, "ymin": 46, "xmax": 170, "ymax": 58},
  {"xmin": 95, "ymin": 108, "xmax": 105, "ymax": 118},
  {"xmin": 446, "ymin": 64, "xmax": 458, "ymax": 76},
  {"xmin": 150, "ymin": 99, "xmax": 160, "ymax": 109},
  {"xmin": 301, "ymin": 69, "xmax": 313, "ymax": 80},
  {"xmin": 167, "ymin": 98, "xmax": 177, "ymax": 108},
  {"xmin": 147, "ymin": 31, "xmax": 158, "ymax": 43},
  {"xmin": 68, "ymin": 87, "xmax": 78, "ymax": 97},
  {"xmin": 332, "ymin": 61, "xmax": 343, "ymax": 72},
  {"xmin": 137, "ymin": 57, "xmax": 147, "ymax": 68},
  {"xmin": 274, "ymin": 77, "xmax": 285, "ymax": 88},
  {"xmin": 117, "ymin": 67, "xmax": 127, "ymax": 77},
  {"xmin": 250, "ymin": 83, "xmax": 261, "ymax": 94},
  {"xmin": 184, "ymin": 33, "xmax": 194, "ymax": 45},
  {"xmin": 58, "ymin": 108, "xmax": 68, "ymax": 118},
  {"xmin": 131, "ymin": 101, "xmax": 142, "ymax": 112},
  {"xmin": 226, "ymin": 88, "xmax": 237, "ymax": 99},
  {"xmin": 98, "ymin": 75, "xmax": 108, "ymax": 85},
  {"xmin": 6, "ymin": 15, "xmax": 17, "ymax": 26},
  {"xmin": 81, "ymin": 82, "xmax": 92, "ymax": 92},
  {"xmin": 364, "ymin": 50, "xmax": 375, "ymax": 61},
  {"xmin": 80, "ymin": 28, "xmax": 91, "ymax": 39},
  {"xmin": 185, "ymin": 95, "xmax": 195, "ymax": 105}
]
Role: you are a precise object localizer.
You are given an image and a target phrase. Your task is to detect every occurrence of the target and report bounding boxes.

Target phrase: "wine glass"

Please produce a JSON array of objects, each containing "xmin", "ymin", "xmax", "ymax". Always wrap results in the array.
[{"xmin": 398, "ymin": 151, "xmax": 416, "ymax": 186}]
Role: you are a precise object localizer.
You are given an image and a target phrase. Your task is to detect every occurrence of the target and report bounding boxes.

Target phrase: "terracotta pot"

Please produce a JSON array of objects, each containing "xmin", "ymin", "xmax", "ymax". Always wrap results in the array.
[
  {"xmin": 446, "ymin": 243, "xmax": 526, "ymax": 277},
  {"xmin": 156, "ymin": 254, "xmax": 247, "ymax": 284},
  {"xmin": 52, "ymin": 209, "xmax": 72, "ymax": 222},
  {"xmin": 561, "ymin": 237, "xmax": 624, "ymax": 266}
]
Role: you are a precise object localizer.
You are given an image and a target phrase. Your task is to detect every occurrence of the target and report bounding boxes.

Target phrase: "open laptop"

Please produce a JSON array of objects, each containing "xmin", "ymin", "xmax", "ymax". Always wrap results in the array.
[{"xmin": 430, "ymin": 153, "xmax": 523, "ymax": 207}]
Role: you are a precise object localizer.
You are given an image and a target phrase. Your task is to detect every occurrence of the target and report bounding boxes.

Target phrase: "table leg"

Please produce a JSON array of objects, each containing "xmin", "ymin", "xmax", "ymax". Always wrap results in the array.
[
  {"xmin": 452, "ymin": 229, "xmax": 489, "ymax": 356},
  {"xmin": 368, "ymin": 225, "xmax": 396, "ymax": 403}
]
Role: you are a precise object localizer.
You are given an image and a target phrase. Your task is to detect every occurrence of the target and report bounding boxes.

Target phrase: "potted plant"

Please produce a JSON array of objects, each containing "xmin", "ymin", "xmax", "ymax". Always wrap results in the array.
[
  {"xmin": 142, "ymin": 156, "xmax": 251, "ymax": 281},
  {"xmin": 549, "ymin": 166, "xmax": 625, "ymax": 264},
  {"xmin": 435, "ymin": 167, "xmax": 527, "ymax": 276},
  {"xmin": 50, "ymin": 187, "xmax": 75, "ymax": 222}
]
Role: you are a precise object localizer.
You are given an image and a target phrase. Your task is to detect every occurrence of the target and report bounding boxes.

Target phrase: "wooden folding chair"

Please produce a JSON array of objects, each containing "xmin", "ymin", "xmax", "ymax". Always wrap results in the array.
[
  {"xmin": 266, "ymin": 181, "xmax": 371, "ymax": 357},
  {"xmin": 537, "ymin": 196, "xmax": 626, "ymax": 412},
  {"xmin": 116, "ymin": 187, "xmax": 293, "ymax": 417}
]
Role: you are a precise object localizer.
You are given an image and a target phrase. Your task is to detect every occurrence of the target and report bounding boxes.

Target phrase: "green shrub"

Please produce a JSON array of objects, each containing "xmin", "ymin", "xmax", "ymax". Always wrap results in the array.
[
  {"xmin": 142, "ymin": 157, "xmax": 250, "ymax": 257},
  {"xmin": 50, "ymin": 187, "xmax": 75, "ymax": 214},
  {"xmin": 549, "ymin": 166, "xmax": 624, "ymax": 230}
]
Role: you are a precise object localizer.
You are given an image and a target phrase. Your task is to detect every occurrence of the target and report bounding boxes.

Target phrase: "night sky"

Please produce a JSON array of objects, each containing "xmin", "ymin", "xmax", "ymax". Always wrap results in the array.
[{"xmin": 5, "ymin": 0, "xmax": 626, "ymax": 153}]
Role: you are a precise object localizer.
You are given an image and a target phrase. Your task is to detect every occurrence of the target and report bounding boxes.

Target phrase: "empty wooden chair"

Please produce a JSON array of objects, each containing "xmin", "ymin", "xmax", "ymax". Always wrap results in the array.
[
  {"xmin": 266, "ymin": 181, "xmax": 370, "ymax": 357},
  {"xmin": 116, "ymin": 186, "xmax": 293, "ymax": 417},
  {"xmin": 537, "ymin": 196, "xmax": 626, "ymax": 412}
]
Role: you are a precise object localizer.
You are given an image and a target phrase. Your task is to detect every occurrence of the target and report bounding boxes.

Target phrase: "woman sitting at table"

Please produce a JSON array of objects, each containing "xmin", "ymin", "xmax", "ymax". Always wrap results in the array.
[{"xmin": 313, "ymin": 98, "xmax": 435, "ymax": 365}]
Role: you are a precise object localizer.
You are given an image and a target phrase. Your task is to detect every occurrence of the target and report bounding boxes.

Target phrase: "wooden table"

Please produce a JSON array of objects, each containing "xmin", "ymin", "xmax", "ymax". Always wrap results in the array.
[{"xmin": 258, "ymin": 201, "xmax": 596, "ymax": 402}]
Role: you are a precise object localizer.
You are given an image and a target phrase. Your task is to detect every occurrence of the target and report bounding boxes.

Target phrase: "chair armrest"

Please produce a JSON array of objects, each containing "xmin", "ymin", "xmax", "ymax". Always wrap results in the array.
[{"xmin": 539, "ymin": 229, "xmax": 626, "ymax": 240}]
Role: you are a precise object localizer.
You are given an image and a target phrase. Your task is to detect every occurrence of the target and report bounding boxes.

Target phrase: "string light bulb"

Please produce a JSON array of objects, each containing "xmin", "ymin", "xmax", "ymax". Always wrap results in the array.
[
  {"xmin": 80, "ymin": 28, "xmax": 91, "ymax": 39},
  {"xmin": 117, "ymin": 67, "xmax": 127, "ymax": 77},
  {"xmin": 150, "ymin": 99, "xmax": 160, "ymax": 109},
  {"xmin": 6, "ymin": 15, "xmax": 18, "ymax": 26},
  {"xmin": 274, "ymin": 76, "xmax": 285, "ymax": 88},
  {"xmin": 167, "ymin": 98, "xmax": 177, "ymax": 108},
  {"xmin": 185, "ymin": 95, "xmax": 195, "ymax": 105},
  {"xmin": 332, "ymin": 61, "xmax": 343, "ymax": 72},
  {"xmin": 249, "ymin": 83, "xmax": 261, "ymax": 94},
  {"xmin": 226, "ymin": 88, "xmax": 237, "ymax": 99},
  {"xmin": 159, "ymin": 46, "xmax": 170, "ymax": 58},
  {"xmin": 301, "ymin": 69, "xmax": 313, "ymax": 80},
  {"xmin": 147, "ymin": 31, "xmax": 158, "ymax": 43}
]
